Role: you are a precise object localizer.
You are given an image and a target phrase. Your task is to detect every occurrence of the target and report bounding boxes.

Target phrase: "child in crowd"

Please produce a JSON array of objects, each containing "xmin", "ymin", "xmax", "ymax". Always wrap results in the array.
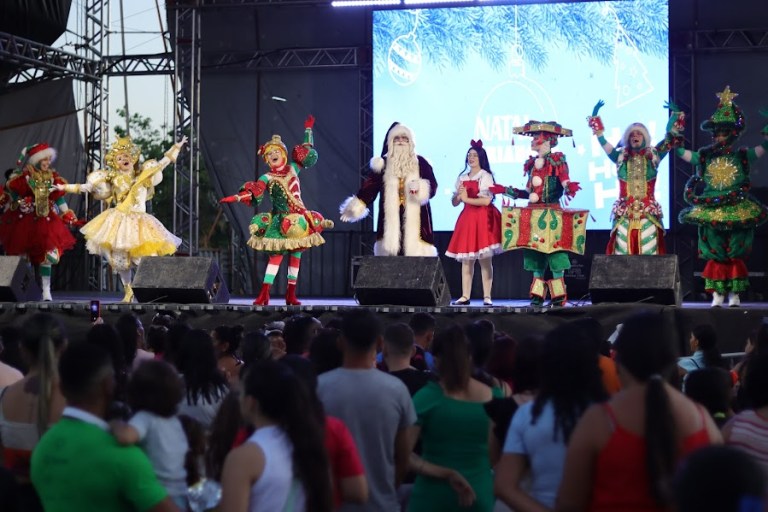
[{"xmin": 111, "ymin": 360, "xmax": 190, "ymax": 510}]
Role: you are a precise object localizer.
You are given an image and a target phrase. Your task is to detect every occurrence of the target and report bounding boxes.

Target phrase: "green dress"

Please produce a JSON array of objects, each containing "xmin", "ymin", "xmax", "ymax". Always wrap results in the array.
[{"xmin": 407, "ymin": 381, "xmax": 502, "ymax": 512}]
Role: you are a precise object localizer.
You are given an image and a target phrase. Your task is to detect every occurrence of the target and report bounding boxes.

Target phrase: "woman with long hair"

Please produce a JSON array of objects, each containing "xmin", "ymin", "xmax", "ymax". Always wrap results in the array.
[
  {"xmin": 556, "ymin": 312, "xmax": 721, "ymax": 512},
  {"xmin": 407, "ymin": 324, "xmax": 501, "ymax": 511},
  {"xmin": 0, "ymin": 314, "xmax": 67, "ymax": 510},
  {"xmin": 176, "ymin": 329, "xmax": 229, "ymax": 430},
  {"xmin": 494, "ymin": 322, "xmax": 607, "ymax": 511},
  {"xmin": 445, "ymin": 140, "xmax": 502, "ymax": 306},
  {"xmin": 219, "ymin": 359, "xmax": 333, "ymax": 512}
]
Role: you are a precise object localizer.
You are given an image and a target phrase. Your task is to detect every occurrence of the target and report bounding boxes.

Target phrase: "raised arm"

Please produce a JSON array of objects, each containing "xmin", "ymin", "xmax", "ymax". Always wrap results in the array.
[
  {"xmin": 588, "ymin": 100, "xmax": 619, "ymax": 162},
  {"xmin": 291, "ymin": 115, "xmax": 318, "ymax": 171}
]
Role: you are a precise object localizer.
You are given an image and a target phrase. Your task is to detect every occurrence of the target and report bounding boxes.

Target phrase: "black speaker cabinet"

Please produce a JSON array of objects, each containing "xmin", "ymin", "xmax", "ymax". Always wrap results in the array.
[
  {"xmin": 0, "ymin": 256, "xmax": 41, "ymax": 302},
  {"xmin": 353, "ymin": 256, "xmax": 451, "ymax": 307},
  {"xmin": 589, "ymin": 254, "xmax": 681, "ymax": 306},
  {"xmin": 133, "ymin": 257, "xmax": 229, "ymax": 304}
]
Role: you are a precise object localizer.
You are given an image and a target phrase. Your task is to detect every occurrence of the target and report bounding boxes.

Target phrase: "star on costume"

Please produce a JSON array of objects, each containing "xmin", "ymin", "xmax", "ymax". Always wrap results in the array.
[
  {"xmin": 0, "ymin": 143, "xmax": 79, "ymax": 301},
  {"xmin": 673, "ymin": 86, "xmax": 768, "ymax": 307},
  {"xmin": 58, "ymin": 136, "xmax": 186, "ymax": 302},
  {"xmin": 588, "ymin": 100, "xmax": 685, "ymax": 255},
  {"xmin": 489, "ymin": 121, "xmax": 587, "ymax": 307},
  {"xmin": 339, "ymin": 122, "xmax": 438, "ymax": 257},
  {"xmin": 221, "ymin": 115, "xmax": 333, "ymax": 306}
]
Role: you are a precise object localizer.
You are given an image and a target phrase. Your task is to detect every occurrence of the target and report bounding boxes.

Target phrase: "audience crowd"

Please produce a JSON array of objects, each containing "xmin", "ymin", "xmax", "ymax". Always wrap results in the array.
[{"xmin": 0, "ymin": 307, "xmax": 766, "ymax": 512}]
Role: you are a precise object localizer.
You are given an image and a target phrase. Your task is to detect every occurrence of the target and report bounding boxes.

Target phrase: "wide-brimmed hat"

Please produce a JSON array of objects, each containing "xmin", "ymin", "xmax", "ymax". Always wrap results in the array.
[{"xmin": 512, "ymin": 120, "xmax": 573, "ymax": 138}]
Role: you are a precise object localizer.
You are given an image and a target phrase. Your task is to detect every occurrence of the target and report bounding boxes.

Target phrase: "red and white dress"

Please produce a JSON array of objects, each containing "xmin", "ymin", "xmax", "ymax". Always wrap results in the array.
[{"xmin": 445, "ymin": 170, "xmax": 502, "ymax": 261}]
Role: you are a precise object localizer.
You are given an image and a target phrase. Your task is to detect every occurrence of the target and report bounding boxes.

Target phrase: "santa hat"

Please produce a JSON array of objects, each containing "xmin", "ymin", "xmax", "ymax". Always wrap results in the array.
[
  {"xmin": 25, "ymin": 143, "xmax": 57, "ymax": 167},
  {"xmin": 381, "ymin": 122, "xmax": 415, "ymax": 157},
  {"xmin": 620, "ymin": 123, "xmax": 651, "ymax": 148}
]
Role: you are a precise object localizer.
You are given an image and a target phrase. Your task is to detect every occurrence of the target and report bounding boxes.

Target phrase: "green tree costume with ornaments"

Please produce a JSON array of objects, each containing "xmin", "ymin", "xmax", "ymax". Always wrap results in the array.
[{"xmin": 673, "ymin": 86, "xmax": 768, "ymax": 307}]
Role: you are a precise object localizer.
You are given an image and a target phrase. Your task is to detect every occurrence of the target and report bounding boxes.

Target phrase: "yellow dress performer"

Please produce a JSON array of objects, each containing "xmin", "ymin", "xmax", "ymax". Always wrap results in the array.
[{"xmin": 58, "ymin": 136, "xmax": 187, "ymax": 302}]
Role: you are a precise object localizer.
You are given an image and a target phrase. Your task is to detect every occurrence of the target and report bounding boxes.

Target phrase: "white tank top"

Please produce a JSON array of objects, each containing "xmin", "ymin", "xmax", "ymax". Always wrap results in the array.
[{"xmin": 248, "ymin": 425, "xmax": 306, "ymax": 512}]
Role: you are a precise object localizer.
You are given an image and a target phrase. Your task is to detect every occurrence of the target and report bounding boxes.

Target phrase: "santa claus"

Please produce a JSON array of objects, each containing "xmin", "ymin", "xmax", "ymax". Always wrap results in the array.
[{"xmin": 339, "ymin": 122, "xmax": 438, "ymax": 256}]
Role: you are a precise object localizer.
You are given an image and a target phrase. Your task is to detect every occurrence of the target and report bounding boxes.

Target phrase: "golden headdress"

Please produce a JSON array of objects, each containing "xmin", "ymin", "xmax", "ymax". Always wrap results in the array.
[{"xmin": 105, "ymin": 136, "xmax": 141, "ymax": 171}]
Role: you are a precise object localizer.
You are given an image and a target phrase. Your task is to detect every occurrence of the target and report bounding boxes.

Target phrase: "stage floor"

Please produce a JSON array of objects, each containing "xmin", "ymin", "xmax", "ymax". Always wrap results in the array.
[{"xmin": 0, "ymin": 292, "xmax": 763, "ymax": 355}]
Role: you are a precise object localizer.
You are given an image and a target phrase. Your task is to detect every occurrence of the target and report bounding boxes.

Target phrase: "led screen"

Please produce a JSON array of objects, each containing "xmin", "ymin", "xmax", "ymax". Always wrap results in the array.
[{"xmin": 372, "ymin": 0, "xmax": 670, "ymax": 231}]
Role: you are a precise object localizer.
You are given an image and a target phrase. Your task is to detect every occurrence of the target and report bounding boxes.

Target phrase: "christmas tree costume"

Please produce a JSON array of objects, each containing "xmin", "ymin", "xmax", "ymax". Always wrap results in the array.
[
  {"xmin": 445, "ymin": 139, "xmax": 502, "ymax": 306},
  {"xmin": 491, "ymin": 121, "xmax": 583, "ymax": 307},
  {"xmin": 588, "ymin": 100, "xmax": 685, "ymax": 255},
  {"xmin": 0, "ymin": 143, "xmax": 79, "ymax": 301},
  {"xmin": 60, "ymin": 136, "xmax": 185, "ymax": 302},
  {"xmin": 221, "ymin": 115, "xmax": 333, "ymax": 306},
  {"xmin": 673, "ymin": 86, "xmax": 768, "ymax": 307}
]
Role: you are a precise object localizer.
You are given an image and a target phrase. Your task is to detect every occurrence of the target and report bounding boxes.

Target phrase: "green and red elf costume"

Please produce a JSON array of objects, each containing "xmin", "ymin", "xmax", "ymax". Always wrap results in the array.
[
  {"xmin": 221, "ymin": 116, "xmax": 333, "ymax": 305},
  {"xmin": 673, "ymin": 86, "xmax": 768, "ymax": 307},
  {"xmin": 588, "ymin": 100, "xmax": 685, "ymax": 255},
  {"xmin": 0, "ymin": 143, "xmax": 79, "ymax": 301},
  {"xmin": 490, "ymin": 121, "xmax": 582, "ymax": 306}
]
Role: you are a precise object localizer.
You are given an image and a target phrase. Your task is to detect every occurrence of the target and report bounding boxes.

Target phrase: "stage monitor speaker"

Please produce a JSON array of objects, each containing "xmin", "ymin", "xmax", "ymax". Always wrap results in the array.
[
  {"xmin": 132, "ymin": 257, "xmax": 229, "ymax": 304},
  {"xmin": 0, "ymin": 256, "xmax": 41, "ymax": 302},
  {"xmin": 589, "ymin": 254, "xmax": 681, "ymax": 306},
  {"xmin": 353, "ymin": 256, "xmax": 451, "ymax": 307}
]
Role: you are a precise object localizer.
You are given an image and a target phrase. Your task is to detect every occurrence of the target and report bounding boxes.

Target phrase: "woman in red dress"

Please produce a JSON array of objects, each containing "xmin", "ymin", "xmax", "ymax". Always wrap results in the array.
[
  {"xmin": 0, "ymin": 143, "xmax": 77, "ymax": 300},
  {"xmin": 446, "ymin": 140, "xmax": 502, "ymax": 306}
]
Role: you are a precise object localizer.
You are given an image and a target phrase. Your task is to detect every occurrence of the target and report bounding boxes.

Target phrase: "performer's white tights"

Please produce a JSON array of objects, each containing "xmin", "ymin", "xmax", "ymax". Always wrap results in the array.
[
  {"xmin": 118, "ymin": 269, "xmax": 132, "ymax": 288},
  {"xmin": 461, "ymin": 257, "xmax": 494, "ymax": 299},
  {"xmin": 478, "ymin": 257, "xmax": 493, "ymax": 299},
  {"xmin": 461, "ymin": 260, "xmax": 474, "ymax": 299}
]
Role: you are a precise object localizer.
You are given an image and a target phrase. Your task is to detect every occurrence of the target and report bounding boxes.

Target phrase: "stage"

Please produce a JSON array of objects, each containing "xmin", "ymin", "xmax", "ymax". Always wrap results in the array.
[{"xmin": 0, "ymin": 293, "xmax": 763, "ymax": 356}]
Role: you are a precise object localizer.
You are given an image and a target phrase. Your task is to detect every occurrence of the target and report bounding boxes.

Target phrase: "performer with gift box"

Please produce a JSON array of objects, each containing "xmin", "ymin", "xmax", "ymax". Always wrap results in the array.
[
  {"xmin": 0, "ymin": 143, "xmax": 79, "ymax": 301},
  {"xmin": 221, "ymin": 116, "xmax": 333, "ymax": 306},
  {"xmin": 673, "ymin": 86, "xmax": 768, "ymax": 307},
  {"xmin": 490, "ymin": 121, "xmax": 585, "ymax": 307},
  {"xmin": 588, "ymin": 100, "xmax": 684, "ymax": 255},
  {"xmin": 445, "ymin": 139, "xmax": 502, "ymax": 306}
]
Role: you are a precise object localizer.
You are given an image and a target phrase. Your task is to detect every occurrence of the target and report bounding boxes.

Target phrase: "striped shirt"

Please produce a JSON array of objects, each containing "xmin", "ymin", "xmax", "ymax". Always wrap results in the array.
[{"xmin": 726, "ymin": 410, "xmax": 768, "ymax": 484}]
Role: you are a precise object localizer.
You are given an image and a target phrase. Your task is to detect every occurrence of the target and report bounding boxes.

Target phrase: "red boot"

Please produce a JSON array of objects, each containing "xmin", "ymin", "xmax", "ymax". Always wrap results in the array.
[
  {"xmin": 253, "ymin": 283, "xmax": 270, "ymax": 305},
  {"xmin": 285, "ymin": 283, "xmax": 301, "ymax": 306}
]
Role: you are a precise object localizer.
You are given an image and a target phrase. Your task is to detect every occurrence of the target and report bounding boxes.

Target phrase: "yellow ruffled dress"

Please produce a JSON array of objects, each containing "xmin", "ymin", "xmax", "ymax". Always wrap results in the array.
[{"xmin": 80, "ymin": 157, "xmax": 181, "ymax": 271}]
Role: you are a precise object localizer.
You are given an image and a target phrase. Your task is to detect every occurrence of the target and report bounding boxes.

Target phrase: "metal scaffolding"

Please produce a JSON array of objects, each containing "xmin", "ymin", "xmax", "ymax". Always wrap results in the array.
[{"xmin": 172, "ymin": 5, "xmax": 202, "ymax": 257}]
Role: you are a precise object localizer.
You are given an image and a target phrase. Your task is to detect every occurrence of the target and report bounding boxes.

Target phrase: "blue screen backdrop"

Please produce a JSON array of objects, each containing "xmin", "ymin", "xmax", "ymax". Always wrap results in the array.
[{"xmin": 372, "ymin": 0, "xmax": 670, "ymax": 231}]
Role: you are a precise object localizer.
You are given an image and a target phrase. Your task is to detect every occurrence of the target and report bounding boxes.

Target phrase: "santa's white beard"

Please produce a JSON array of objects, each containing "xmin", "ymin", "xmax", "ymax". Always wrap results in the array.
[{"xmin": 388, "ymin": 144, "xmax": 419, "ymax": 178}]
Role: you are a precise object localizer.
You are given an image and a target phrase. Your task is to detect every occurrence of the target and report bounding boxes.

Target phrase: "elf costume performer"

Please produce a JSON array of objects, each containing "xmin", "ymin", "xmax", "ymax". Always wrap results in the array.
[
  {"xmin": 57, "ymin": 136, "xmax": 186, "ymax": 302},
  {"xmin": 491, "ymin": 121, "xmax": 582, "ymax": 307},
  {"xmin": 221, "ymin": 115, "xmax": 333, "ymax": 306},
  {"xmin": 674, "ymin": 86, "xmax": 768, "ymax": 307},
  {"xmin": 588, "ymin": 100, "xmax": 685, "ymax": 255},
  {"xmin": 0, "ymin": 144, "xmax": 79, "ymax": 301}
]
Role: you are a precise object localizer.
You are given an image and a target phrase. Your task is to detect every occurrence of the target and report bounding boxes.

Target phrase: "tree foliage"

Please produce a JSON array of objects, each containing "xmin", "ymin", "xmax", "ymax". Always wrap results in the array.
[
  {"xmin": 373, "ymin": 0, "xmax": 668, "ymax": 76},
  {"xmin": 113, "ymin": 109, "xmax": 229, "ymax": 249}
]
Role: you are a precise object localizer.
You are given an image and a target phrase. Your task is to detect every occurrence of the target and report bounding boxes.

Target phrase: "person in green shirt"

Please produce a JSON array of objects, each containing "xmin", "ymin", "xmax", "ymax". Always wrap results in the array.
[{"xmin": 31, "ymin": 342, "xmax": 178, "ymax": 512}]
